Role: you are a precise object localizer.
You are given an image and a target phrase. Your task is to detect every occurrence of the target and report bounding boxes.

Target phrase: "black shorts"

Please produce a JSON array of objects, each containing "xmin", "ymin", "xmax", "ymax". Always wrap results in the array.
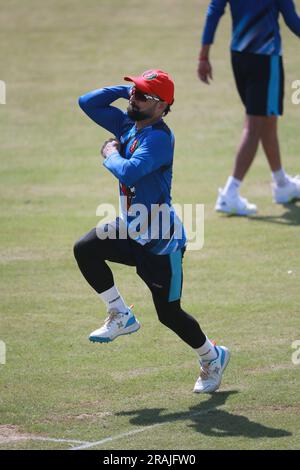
[
  {"xmin": 96, "ymin": 220, "xmax": 185, "ymax": 302},
  {"xmin": 231, "ymin": 51, "xmax": 284, "ymax": 116}
]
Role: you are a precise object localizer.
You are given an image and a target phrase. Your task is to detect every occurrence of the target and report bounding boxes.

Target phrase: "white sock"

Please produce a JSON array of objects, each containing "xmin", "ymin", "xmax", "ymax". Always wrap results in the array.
[
  {"xmin": 272, "ymin": 168, "xmax": 288, "ymax": 187},
  {"xmin": 223, "ymin": 176, "xmax": 241, "ymax": 196},
  {"xmin": 98, "ymin": 285, "xmax": 129, "ymax": 313},
  {"xmin": 194, "ymin": 337, "xmax": 218, "ymax": 363}
]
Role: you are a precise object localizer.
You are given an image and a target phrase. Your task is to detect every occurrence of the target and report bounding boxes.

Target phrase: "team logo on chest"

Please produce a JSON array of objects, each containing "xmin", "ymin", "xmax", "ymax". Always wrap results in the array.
[{"xmin": 129, "ymin": 138, "xmax": 139, "ymax": 154}]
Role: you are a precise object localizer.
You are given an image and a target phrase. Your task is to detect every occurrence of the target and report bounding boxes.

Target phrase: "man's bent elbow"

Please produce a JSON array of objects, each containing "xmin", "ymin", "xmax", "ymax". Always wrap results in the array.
[
  {"xmin": 118, "ymin": 170, "xmax": 137, "ymax": 188},
  {"xmin": 78, "ymin": 95, "xmax": 87, "ymax": 110}
]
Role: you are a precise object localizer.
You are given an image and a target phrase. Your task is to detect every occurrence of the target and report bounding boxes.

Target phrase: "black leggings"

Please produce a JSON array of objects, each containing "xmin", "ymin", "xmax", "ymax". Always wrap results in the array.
[{"xmin": 73, "ymin": 228, "xmax": 206, "ymax": 349}]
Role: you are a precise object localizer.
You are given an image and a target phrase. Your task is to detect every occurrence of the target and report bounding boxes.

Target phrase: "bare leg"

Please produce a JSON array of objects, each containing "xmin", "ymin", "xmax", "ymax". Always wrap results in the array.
[
  {"xmin": 233, "ymin": 115, "xmax": 265, "ymax": 181},
  {"xmin": 260, "ymin": 116, "xmax": 282, "ymax": 172}
]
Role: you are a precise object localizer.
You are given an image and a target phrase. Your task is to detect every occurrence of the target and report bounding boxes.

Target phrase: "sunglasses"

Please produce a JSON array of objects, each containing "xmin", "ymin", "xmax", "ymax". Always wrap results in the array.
[{"xmin": 131, "ymin": 87, "xmax": 161, "ymax": 102}]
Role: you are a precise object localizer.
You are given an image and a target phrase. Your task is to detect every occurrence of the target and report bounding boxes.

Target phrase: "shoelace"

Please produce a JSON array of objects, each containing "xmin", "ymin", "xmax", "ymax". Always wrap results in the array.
[
  {"xmin": 199, "ymin": 363, "xmax": 210, "ymax": 380},
  {"xmin": 104, "ymin": 309, "xmax": 122, "ymax": 327},
  {"xmin": 104, "ymin": 305, "xmax": 134, "ymax": 328}
]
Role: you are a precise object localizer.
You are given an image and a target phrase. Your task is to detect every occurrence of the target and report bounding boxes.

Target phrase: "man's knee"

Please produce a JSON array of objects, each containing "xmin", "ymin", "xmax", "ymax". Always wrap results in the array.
[
  {"xmin": 73, "ymin": 237, "xmax": 87, "ymax": 262},
  {"xmin": 154, "ymin": 298, "xmax": 181, "ymax": 327},
  {"xmin": 73, "ymin": 231, "xmax": 96, "ymax": 262},
  {"xmin": 245, "ymin": 115, "xmax": 265, "ymax": 138}
]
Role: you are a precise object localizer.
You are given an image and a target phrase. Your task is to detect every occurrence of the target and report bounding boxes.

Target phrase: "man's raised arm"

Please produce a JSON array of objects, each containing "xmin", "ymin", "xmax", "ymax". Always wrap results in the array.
[{"xmin": 78, "ymin": 85, "xmax": 131, "ymax": 138}]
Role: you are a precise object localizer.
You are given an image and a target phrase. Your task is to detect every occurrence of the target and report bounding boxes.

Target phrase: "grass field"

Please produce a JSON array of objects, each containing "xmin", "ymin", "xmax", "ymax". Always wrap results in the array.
[{"xmin": 1, "ymin": 0, "xmax": 300, "ymax": 450}]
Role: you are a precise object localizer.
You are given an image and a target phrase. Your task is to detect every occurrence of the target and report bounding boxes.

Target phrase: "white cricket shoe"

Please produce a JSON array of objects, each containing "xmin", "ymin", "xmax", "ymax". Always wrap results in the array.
[
  {"xmin": 89, "ymin": 307, "xmax": 140, "ymax": 343},
  {"xmin": 193, "ymin": 345, "xmax": 231, "ymax": 394},
  {"xmin": 272, "ymin": 175, "xmax": 300, "ymax": 204},
  {"xmin": 215, "ymin": 189, "xmax": 257, "ymax": 216}
]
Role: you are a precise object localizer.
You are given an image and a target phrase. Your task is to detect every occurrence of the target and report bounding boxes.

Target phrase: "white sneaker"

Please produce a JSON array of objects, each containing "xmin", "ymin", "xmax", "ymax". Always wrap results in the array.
[
  {"xmin": 193, "ymin": 345, "xmax": 230, "ymax": 394},
  {"xmin": 273, "ymin": 175, "xmax": 300, "ymax": 204},
  {"xmin": 215, "ymin": 189, "xmax": 257, "ymax": 216},
  {"xmin": 89, "ymin": 307, "xmax": 140, "ymax": 343}
]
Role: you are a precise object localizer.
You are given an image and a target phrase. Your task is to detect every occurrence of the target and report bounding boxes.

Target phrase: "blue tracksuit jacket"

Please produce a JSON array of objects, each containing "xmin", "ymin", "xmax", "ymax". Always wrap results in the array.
[{"xmin": 202, "ymin": 0, "xmax": 300, "ymax": 55}]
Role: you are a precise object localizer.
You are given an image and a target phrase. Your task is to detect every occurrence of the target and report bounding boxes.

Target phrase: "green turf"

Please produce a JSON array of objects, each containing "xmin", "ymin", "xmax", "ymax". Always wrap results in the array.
[{"xmin": 1, "ymin": 0, "xmax": 300, "ymax": 450}]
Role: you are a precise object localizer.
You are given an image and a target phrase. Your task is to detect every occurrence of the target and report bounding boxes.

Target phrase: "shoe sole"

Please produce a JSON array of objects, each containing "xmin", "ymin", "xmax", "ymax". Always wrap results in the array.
[
  {"xmin": 215, "ymin": 206, "xmax": 257, "ymax": 216},
  {"xmin": 193, "ymin": 347, "xmax": 231, "ymax": 394},
  {"xmin": 89, "ymin": 322, "xmax": 140, "ymax": 343},
  {"xmin": 274, "ymin": 196, "xmax": 300, "ymax": 204}
]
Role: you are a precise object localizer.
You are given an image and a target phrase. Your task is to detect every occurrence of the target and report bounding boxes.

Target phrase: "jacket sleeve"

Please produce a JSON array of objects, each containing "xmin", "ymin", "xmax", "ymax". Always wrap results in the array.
[
  {"xmin": 201, "ymin": 0, "xmax": 228, "ymax": 45},
  {"xmin": 78, "ymin": 85, "xmax": 132, "ymax": 139},
  {"xmin": 277, "ymin": 0, "xmax": 300, "ymax": 37},
  {"xmin": 103, "ymin": 131, "xmax": 173, "ymax": 187}
]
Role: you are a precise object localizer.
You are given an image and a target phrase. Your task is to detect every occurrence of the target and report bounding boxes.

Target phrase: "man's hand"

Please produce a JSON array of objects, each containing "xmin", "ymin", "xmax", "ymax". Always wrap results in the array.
[
  {"xmin": 101, "ymin": 138, "xmax": 120, "ymax": 159},
  {"xmin": 198, "ymin": 59, "xmax": 213, "ymax": 84}
]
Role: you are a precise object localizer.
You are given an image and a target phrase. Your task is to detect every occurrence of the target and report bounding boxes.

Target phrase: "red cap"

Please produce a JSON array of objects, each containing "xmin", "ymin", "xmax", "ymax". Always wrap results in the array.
[{"xmin": 124, "ymin": 69, "xmax": 174, "ymax": 105}]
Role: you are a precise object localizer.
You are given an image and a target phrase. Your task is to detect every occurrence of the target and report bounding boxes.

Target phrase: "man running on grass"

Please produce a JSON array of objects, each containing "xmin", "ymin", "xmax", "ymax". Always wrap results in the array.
[
  {"xmin": 198, "ymin": 0, "xmax": 300, "ymax": 216},
  {"xmin": 74, "ymin": 69, "xmax": 230, "ymax": 393}
]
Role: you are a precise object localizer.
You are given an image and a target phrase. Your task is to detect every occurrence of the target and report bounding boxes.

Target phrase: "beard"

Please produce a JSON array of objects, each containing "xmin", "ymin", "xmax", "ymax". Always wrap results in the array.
[{"xmin": 127, "ymin": 104, "xmax": 152, "ymax": 121}]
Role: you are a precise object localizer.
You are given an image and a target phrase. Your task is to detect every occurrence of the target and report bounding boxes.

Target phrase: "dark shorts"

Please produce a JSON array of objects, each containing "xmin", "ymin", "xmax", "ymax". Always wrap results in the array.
[
  {"xmin": 96, "ymin": 221, "xmax": 185, "ymax": 302},
  {"xmin": 231, "ymin": 51, "xmax": 284, "ymax": 116}
]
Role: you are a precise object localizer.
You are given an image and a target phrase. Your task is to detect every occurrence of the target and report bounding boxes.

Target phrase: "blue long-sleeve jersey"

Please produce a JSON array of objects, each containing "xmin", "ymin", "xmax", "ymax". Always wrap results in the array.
[
  {"xmin": 79, "ymin": 85, "xmax": 186, "ymax": 254},
  {"xmin": 202, "ymin": 0, "xmax": 300, "ymax": 55}
]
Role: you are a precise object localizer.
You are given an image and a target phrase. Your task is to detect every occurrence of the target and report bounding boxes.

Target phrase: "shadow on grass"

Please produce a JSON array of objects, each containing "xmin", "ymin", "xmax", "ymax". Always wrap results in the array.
[
  {"xmin": 116, "ymin": 391, "xmax": 291, "ymax": 439},
  {"xmin": 249, "ymin": 202, "xmax": 300, "ymax": 226}
]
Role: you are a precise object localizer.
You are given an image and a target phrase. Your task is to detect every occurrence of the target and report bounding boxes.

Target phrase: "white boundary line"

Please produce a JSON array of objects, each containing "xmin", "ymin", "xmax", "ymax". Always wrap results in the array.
[
  {"xmin": 72, "ymin": 408, "xmax": 215, "ymax": 450},
  {"xmin": 33, "ymin": 437, "xmax": 92, "ymax": 445},
  {"xmin": 72, "ymin": 423, "xmax": 166, "ymax": 450},
  {"xmin": 1, "ymin": 408, "xmax": 215, "ymax": 450},
  {"xmin": 1, "ymin": 437, "xmax": 92, "ymax": 446}
]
